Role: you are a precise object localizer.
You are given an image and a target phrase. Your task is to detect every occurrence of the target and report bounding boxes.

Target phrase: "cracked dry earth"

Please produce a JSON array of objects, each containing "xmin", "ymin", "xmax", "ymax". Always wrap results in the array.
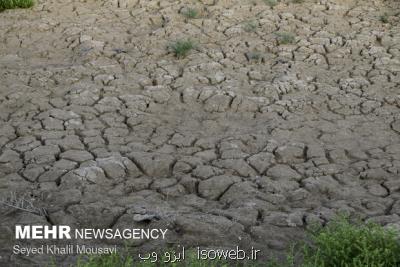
[{"xmin": 1, "ymin": 0, "xmax": 400, "ymax": 265}]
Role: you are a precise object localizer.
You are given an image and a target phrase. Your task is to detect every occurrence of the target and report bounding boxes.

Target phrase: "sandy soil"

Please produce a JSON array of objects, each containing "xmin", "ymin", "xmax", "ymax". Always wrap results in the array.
[{"xmin": 1, "ymin": 0, "xmax": 400, "ymax": 265}]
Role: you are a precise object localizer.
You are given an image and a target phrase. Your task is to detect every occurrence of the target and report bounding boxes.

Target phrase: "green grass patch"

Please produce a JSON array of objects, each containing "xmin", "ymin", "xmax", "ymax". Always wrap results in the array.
[
  {"xmin": 168, "ymin": 39, "xmax": 196, "ymax": 58},
  {"xmin": 379, "ymin": 13, "xmax": 389, "ymax": 23},
  {"xmin": 275, "ymin": 32, "xmax": 295, "ymax": 45},
  {"xmin": 302, "ymin": 216, "xmax": 400, "ymax": 267},
  {"xmin": 181, "ymin": 8, "xmax": 199, "ymax": 19},
  {"xmin": 243, "ymin": 20, "xmax": 258, "ymax": 32},
  {"xmin": 0, "ymin": 0, "xmax": 34, "ymax": 11},
  {"xmin": 246, "ymin": 51, "xmax": 263, "ymax": 62},
  {"xmin": 263, "ymin": 0, "xmax": 278, "ymax": 7}
]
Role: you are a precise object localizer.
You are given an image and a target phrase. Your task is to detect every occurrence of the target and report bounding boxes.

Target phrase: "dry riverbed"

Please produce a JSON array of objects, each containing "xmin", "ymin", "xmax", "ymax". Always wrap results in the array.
[{"xmin": 1, "ymin": 0, "xmax": 400, "ymax": 265}]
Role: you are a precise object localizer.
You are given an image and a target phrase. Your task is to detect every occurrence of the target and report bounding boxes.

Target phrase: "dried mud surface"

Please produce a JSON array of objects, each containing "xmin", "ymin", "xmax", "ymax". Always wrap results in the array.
[{"xmin": 1, "ymin": 0, "xmax": 400, "ymax": 265}]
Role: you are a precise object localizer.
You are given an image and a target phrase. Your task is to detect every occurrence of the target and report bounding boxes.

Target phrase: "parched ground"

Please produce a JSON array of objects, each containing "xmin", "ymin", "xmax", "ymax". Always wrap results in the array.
[{"xmin": 1, "ymin": 0, "xmax": 400, "ymax": 265}]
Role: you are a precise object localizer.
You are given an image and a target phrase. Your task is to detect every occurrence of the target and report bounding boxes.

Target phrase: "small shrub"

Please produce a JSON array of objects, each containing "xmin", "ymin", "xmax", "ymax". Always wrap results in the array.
[
  {"xmin": 302, "ymin": 216, "xmax": 400, "ymax": 267},
  {"xmin": 275, "ymin": 32, "xmax": 295, "ymax": 45},
  {"xmin": 263, "ymin": 0, "xmax": 278, "ymax": 7},
  {"xmin": 168, "ymin": 39, "xmax": 196, "ymax": 58},
  {"xmin": 246, "ymin": 51, "xmax": 262, "ymax": 62},
  {"xmin": 181, "ymin": 7, "xmax": 199, "ymax": 19},
  {"xmin": 292, "ymin": 0, "xmax": 304, "ymax": 4},
  {"xmin": 0, "ymin": 0, "xmax": 34, "ymax": 10},
  {"xmin": 243, "ymin": 20, "xmax": 258, "ymax": 32},
  {"xmin": 380, "ymin": 13, "xmax": 389, "ymax": 23}
]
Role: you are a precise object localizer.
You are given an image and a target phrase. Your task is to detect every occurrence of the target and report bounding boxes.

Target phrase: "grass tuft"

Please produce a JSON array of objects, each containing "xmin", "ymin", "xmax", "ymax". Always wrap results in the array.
[
  {"xmin": 379, "ymin": 13, "xmax": 389, "ymax": 23},
  {"xmin": 243, "ymin": 20, "xmax": 258, "ymax": 32},
  {"xmin": 246, "ymin": 51, "xmax": 263, "ymax": 62},
  {"xmin": 181, "ymin": 7, "xmax": 199, "ymax": 19},
  {"xmin": 168, "ymin": 39, "xmax": 196, "ymax": 58},
  {"xmin": 0, "ymin": 0, "xmax": 34, "ymax": 11},
  {"xmin": 263, "ymin": 0, "xmax": 278, "ymax": 7},
  {"xmin": 275, "ymin": 32, "xmax": 295, "ymax": 45}
]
